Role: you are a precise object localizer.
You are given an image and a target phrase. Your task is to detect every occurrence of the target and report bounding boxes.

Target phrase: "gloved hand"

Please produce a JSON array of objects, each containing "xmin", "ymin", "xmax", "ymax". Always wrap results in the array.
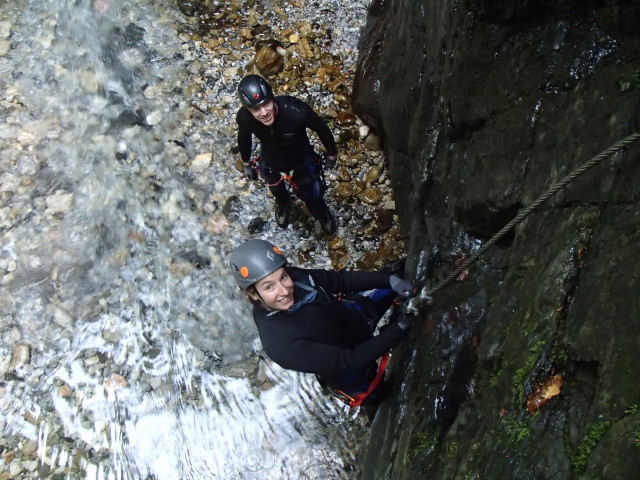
[
  {"xmin": 390, "ymin": 275, "xmax": 414, "ymax": 298},
  {"xmin": 243, "ymin": 163, "xmax": 258, "ymax": 181},
  {"xmin": 323, "ymin": 155, "xmax": 337, "ymax": 169},
  {"xmin": 395, "ymin": 309, "xmax": 417, "ymax": 331}
]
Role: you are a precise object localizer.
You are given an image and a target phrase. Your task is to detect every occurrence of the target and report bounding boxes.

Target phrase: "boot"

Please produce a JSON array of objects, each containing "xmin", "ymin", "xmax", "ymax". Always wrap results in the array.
[
  {"xmin": 319, "ymin": 208, "xmax": 337, "ymax": 237},
  {"xmin": 275, "ymin": 200, "xmax": 290, "ymax": 228}
]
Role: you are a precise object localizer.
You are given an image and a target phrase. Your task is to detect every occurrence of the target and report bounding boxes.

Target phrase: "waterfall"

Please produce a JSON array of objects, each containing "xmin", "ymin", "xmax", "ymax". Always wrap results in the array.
[{"xmin": 0, "ymin": 1, "xmax": 369, "ymax": 478}]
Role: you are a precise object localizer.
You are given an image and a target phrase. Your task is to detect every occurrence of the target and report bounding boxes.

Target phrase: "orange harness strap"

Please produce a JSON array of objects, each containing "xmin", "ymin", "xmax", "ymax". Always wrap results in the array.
[
  {"xmin": 335, "ymin": 353, "xmax": 390, "ymax": 407},
  {"xmin": 252, "ymin": 157, "xmax": 296, "ymax": 189}
]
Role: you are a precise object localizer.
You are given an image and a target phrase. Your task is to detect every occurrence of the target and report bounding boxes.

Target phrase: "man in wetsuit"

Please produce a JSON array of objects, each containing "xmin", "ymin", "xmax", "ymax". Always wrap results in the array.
[{"xmin": 235, "ymin": 75, "xmax": 338, "ymax": 236}]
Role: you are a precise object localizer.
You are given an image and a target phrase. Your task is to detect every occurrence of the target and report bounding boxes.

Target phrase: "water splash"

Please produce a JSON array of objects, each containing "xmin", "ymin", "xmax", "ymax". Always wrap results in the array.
[{"xmin": 1, "ymin": 1, "xmax": 367, "ymax": 478}]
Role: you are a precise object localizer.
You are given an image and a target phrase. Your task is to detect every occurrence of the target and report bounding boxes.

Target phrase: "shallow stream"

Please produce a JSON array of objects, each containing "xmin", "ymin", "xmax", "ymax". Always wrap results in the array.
[{"xmin": 0, "ymin": 1, "xmax": 372, "ymax": 478}]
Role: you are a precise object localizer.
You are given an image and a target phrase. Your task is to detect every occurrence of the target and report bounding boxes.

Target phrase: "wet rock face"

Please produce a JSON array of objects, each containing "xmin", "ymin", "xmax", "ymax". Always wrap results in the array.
[{"xmin": 354, "ymin": 1, "xmax": 640, "ymax": 479}]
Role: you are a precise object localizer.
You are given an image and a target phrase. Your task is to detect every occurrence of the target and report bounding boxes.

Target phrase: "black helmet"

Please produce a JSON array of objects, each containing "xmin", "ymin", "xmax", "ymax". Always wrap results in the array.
[
  {"xmin": 238, "ymin": 75, "xmax": 273, "ymax": 108},
  {"xmin": 229, "ymin": 239, "xmax": 287, "ymax": 289}
]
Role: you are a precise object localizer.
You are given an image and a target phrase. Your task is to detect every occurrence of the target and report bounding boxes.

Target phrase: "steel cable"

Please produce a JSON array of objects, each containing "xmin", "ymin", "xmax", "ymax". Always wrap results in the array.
[{"xmin": 411, "ymin": 131, "xmax": 640, "ymax": 306}]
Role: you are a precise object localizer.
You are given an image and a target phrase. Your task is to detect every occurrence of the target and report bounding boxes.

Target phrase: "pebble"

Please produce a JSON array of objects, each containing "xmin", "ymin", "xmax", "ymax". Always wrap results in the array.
[
  {"xmin": 145, "ymin": 110, "xmax": 163, "ymax": 126},
  {"xmin": 45, "ymin": 190, "xmax": 74, "ymax": 213},
  {"xmin": 0, "ymin": 40, "xmax": 10, "ymax": 56},
  {"xmin": 191, "ymin": 152, "xmax": 213, "ymax": 173},
  {"xmin": 23, "ymin": 460, "xmax": 38, "ymax": 472},
  {"xmin": 53, "ymin": 307, "xmax": 73, "ymax": 327},
  {"xmin": 359, "ymin": 187, "xmax": 384, "ymax": 205},
  {"xmin": 80, "ymin": 70, "xmax": 100, "ymax": 93},
  {"xmin": 104, "ymin": 374, "xmax": 127, "ymax": 394},
  {"xmin": 0, "ymin": 20, "xmax": 11, "ymax": 39},
  {"xmin": 58, "ymin": 384, "xmax": 73, "ymax": 398},
  {"xmin": 9, "ymin": 344, "xmax": 30, "ymax": 371},
  {"xmin": 143, "ymin": 84, "xmax": 162, "ymax": 99},
  {"xmin": 16, "ymin": 129, "xmax": 36, "ymax": 146},
  {"xmin": 84, "ymin": 356, "xmax": 100, "ymax": 366},
  {"xmin": 365, "ymin": 165, "xmax": 383, "ymax": 184},
  {"xmin": 21, "ymin": 440, "xmax": 37, "ymax": 456},
  {"xmin": 364, "ymin": 133, "xmax": 382, "ymax": 151},
  {"xmin": 9, "ymin": 461, "xmax": 24, "ymax": 477}
]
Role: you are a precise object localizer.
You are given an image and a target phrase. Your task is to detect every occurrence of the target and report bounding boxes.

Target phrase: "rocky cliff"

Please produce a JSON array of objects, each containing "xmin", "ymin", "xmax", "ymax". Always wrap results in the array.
[{"xmin": 352, "ymin": 1, "xmax": 640, "ymax": 478}]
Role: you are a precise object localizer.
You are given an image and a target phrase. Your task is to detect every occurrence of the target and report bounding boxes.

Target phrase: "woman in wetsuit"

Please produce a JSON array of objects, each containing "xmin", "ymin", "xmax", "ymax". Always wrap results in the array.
[{"xmin": 229, "ymin": 239, "xmax": 415, "ymax": 417}]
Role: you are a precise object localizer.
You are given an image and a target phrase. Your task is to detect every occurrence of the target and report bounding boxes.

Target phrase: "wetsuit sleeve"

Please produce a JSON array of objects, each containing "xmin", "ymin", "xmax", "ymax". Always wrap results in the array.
[
  {"xmin": 236, "ymin": 109, "xmax": 253, "ymax": 163},
  {"xmin": 298, "ymin": 267, "xmax": 393, "ymax": 294},
  {"xmin": 274, "ymin": 323, "xmax": 407, "ymax": 375},
  {"xmin": 304, "ymin": 105, "xmax": 337, "ymax": 157}
]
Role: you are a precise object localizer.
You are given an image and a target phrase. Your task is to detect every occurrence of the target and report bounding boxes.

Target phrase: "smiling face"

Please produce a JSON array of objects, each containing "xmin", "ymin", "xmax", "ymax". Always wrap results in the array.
[
  {"xmin": 248, "ymin": 99, "xmax": 276, "ymax": 126},
  {"xmin": 250, "ymin": 266, "xmax": 294, "ymax": 311}
]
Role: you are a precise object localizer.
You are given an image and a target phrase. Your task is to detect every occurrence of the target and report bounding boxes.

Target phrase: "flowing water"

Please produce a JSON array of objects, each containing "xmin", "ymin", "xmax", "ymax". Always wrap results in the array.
[{"xmin": 0, "ymin": 1, "xmax": 369, "ymax": 478}]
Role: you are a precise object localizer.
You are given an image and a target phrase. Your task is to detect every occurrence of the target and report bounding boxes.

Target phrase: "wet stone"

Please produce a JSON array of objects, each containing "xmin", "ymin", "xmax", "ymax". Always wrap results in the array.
[
  {"xmin": 145, "ymin": 110, "xmax": 162, "ymax": 126},
  {"xmin": 0, "ymin": 21, "xmax": 11, "ymax": 39},
  {"xmin": 0, "ymin": 40, "xmax": 10, "ymax": 57},
  {"xmin": 222, "ymin": 195, "xmax": 243, "ymax": 220},
  {"xmin": 205, "ymin": 213, "xmax": 230, "ymax": 234},
  {"xmin": 356, "ymin": 250, "xmax": 393, "ymax": 271},
  {"xmin": 53, "ymin": 307, "xmax": 73, "ymax": 327},
  {"xmin": 254, "ymin": 45, "xmax": 284, "ymax": 76},
  {"xmin": 37, "ymin": 463, "xmax": 52, "ymax": 478},
  {"xmin": 297, "ymin": 37, "xmax": 315, "ymax": 58},
  {"xmin": 336, "ymin": 111, "xmax": 357, "ymax": 126},
  {"xmin": 190, "ymin": 152, "xmax": 213, "ymax": 173},
  {"xmin": 45, "ymin": 190, "xmax": 74, "ymax": 214},
  {"xmin": 8, "ymin": 462, "xmax": 23, "ymax": 478},
  {"xmin": 21, "ymin": 440, "xmax": 37, "ymax": 456},
  {"xmin": 247, "ymin": 216, "xmax": 266, "ymax": 233},
  {"xmin": 338, "ymin": 129, "xmax": 354, "ymax": 142},
  {"xmin": 9, "ymin": 344, "xmax": 30, "ymax": 371},
  {"xmin": 365, "ymin": 165, "xmax": 383, "ymax": 184},
  {"xmin": 328, "ymin": 245, "xmax": 350, "ymax": 269},
  {"xmin": 58, "ymin": 384, "xmax": 73, "ymax": 398},
  {"xmin": 84, "ymin": 356, "xmax": 100, "ymax": 366},
  {"xmin": 79, "ymin": 70, "xmax": 100, "ymax": 93},
  {"xmin": 23, "ymin": 410, "xmax": 39, "ymax": 425},
  {"xmin": 23, "ymin": 460, "xmax": 38, "ymax": 472},
  {"xmin": 104, "ymin": 374, "xmax": 127, "ymax": 394},
  {"xmin": 371, "ymin": 209, "xmax": 394, "ymax": 233},
  {"xmin": 359, "ymin": 187, "xmax": 383, "ymax": 205},
  {"xmin": 335, "ymin": 182, "xmax": 358, "ymax": 199},
  {"xmin": 363, "ymin": 133, "xmax": 382, "ymax": 151}
]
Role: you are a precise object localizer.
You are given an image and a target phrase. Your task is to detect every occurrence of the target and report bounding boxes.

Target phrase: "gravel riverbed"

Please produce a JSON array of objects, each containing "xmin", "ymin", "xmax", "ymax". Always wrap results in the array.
[{"xmin": 0, "ymin": 1, "xmax": 407, "ymax": 478}]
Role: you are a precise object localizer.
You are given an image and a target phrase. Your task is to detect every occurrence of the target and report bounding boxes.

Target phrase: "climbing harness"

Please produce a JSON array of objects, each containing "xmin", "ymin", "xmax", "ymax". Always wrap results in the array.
[
  {"xmin": 324, "ymin": 290, "xmax": 399, "ymax": 408},
  {"xmin": 250, "ymin": 154, "xmax": 328, "ymax": 195},
  {"xmin": 405, "ymin": 131, "xmax": 640, "ymax": 315},
  {"xmin": 331, "ymin": 353, "xmax": 390, "ymax": 407}
]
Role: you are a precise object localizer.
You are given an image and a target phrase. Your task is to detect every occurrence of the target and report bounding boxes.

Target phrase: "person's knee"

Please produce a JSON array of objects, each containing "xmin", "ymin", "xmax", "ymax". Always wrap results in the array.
[
  {"xmin": 295, "ymin": 180, "xmax": 322, "ymax": 203},
  {"xmin": 269, "ymin": 184, "xmax": 290, "ymax": 203}
]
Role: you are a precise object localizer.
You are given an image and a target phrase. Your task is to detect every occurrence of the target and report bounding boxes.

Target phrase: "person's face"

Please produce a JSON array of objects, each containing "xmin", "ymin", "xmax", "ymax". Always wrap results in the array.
[
  {"xmin": 248, "ymin": 100, "xmax": 276, "ymax": 126},
  {"xmin": 251, "ymin": 267, "xmax": 294, "ymax": 311}
]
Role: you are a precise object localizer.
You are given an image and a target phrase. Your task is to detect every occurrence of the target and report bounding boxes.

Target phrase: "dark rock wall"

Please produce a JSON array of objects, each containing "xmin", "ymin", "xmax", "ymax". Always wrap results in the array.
[{"xmin": 353, "ymin": 1, "xmax": 640, "ymax": 478}]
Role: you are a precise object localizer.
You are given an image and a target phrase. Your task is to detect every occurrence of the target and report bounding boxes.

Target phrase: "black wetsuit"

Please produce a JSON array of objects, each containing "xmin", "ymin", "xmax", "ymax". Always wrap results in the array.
[
  {"xmin": 252, "ymin": 267, "xmax": 408, "ymax": 395},
  {"xmin": 236, "ymin": 96, "xmax": 337, "ymax": 219}
]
